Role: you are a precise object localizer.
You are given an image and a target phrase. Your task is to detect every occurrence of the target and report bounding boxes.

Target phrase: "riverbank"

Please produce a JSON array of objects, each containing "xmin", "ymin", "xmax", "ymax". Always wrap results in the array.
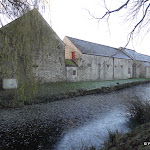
[
  {"xmin": 0, "ymin": 83, "xmax": 129, "ymax": 150},
  {"xmin": 1, "ymin": 78, "xmax": 150, "ymax": 108},
  {"xmin": 1, "ymin": 82, "xmax": 150, "ymax": 149},
  {"xmin": 101, "ymin": 121, "xmax": 150, "ymax": 150}
]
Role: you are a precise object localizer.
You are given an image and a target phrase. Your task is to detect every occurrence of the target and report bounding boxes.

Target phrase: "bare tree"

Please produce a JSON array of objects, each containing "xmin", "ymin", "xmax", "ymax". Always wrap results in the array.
[
  {"xmin": 87, "ymin": 0, "xmax": 150, "ymax": 47},
  {"xmin": 0, "ymin": 0, "xmax": 50, "ymax": 26}
]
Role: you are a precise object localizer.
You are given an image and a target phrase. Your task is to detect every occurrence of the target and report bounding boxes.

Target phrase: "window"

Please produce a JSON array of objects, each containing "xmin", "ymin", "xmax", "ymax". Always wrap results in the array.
[
  {"xmin": 57, "ymin": 45, "xmax": 60, "ymax": 49},
  {"xmin": 98, "ymin": 64, "xmax": 101, "ymax": 67},
  {"xmin": 73, "ymin": 70, "xmax": 76, "ymax": 75},
  {"xmin": 87, "ymin": 63, "xmax": 91, "ymax": 67},
  {"xmin": 59, "ymin": 57, "xmax": 62, "ymax": 65},
  {"xmin": 128, "ymin": 68, "xmax": 131, "ymax": 74},
  {"xmin": 72, "ymin": 52, "xmax": 75, "ymax": 59},
  {"xmin": 47, "ymin": 53, "xmax": 51, "ymax": 59}
]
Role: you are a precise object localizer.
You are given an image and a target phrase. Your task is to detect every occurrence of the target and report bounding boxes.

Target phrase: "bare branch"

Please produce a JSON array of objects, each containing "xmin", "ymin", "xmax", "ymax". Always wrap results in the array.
[
  {"xmin": 0, "ymin": 0, "xmax": 50, "ymax": 26},
  {"xmin": 95, "ymin": 0, "xmax": 130, "ymax": 20},
  {"xmin": 126, "ymin": 3, "xmax": 150, "ymax": 47},
  {"xmin": 87, "ymin": 0, "xmax": 150, "ymax": 47}
]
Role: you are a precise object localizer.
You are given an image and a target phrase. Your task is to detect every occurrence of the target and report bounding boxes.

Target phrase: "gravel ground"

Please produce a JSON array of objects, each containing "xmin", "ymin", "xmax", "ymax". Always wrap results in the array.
[
  {"xmin": 1, "ymin": 83, "xmax": 150, "ymax": 150},
  {"xmin": 0, "ymin": 91, "xmax": 126, "ymax": 129}
]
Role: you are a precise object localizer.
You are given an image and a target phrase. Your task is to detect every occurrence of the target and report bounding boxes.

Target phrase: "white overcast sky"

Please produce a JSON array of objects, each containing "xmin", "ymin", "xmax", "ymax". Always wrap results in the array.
[
  {"xmin": 2, "ymin": 0, "xmax": 150, "ymax": 55},
  {"xmin": 42, "ymin": 0, "xmax": 150, "ymax": 55}
]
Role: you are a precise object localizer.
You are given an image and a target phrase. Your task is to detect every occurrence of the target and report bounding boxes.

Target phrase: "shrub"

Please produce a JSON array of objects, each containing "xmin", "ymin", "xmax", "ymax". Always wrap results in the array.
[{"xmin": 126, "ymin": 98, "xmax": 150, "ymax": 129}]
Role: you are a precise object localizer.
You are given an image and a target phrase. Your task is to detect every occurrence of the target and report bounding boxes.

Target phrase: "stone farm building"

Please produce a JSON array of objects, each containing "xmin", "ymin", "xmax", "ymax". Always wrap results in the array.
[
  {"xmin": 64, "ymin": 36, "xmax": 150, "ymax": 82},
  {"xmin": 1, "ymin": 8, "xmax": 150, "ymax": 89},
  {"xmin": 0, "ymin": 9, "xmax": 66, "ymax": 88}
]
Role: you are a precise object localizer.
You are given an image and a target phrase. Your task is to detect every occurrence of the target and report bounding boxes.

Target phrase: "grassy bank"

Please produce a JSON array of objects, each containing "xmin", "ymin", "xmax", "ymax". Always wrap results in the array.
[
  {"xmin": 38, "ymin": 78, "xmax": 150, "ymax": 94},
  {"xmin": 1, "ymin": 78, "xmax": 150, "ymax": 108},
  {"xmin": 35, "ymin": 78, "xmax": 150, "ymax": 104}
]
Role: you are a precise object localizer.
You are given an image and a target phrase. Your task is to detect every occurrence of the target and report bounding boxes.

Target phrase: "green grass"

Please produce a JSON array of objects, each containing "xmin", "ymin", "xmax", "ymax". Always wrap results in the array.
[
  {"xmin": 38, "ymin": 78, "xmax": 150, "ymax": 96},
  {"xmin": 1, "ymin": 78, "xmax": 150, "ymax": 107},
  {"xmin": 65, "ymin": 59, "xmax": 78, "ymax": 66}
]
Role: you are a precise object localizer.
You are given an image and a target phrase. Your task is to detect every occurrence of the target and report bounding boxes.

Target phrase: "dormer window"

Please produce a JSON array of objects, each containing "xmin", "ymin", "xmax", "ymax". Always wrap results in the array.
[{"xmin": 72, "ymin": 52, "xmax": 75, "ymax": 59}]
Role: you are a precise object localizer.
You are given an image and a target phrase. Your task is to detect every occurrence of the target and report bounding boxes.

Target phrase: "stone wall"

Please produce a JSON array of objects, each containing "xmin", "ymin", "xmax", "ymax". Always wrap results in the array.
[
  {"xmin": 29, "ymin": 10, "xmax": 67, "ymax": 83},
  {"xmin": 66, "ymin": 54, "xmax": 134, "ymax": 82},
  {"xmin": 114, "ymin": 58, "xmax": 133, "ymax": 79},
  {"xmin": 146, "ymin": 66, "xmax": 150, "ymax": 78},
  {"xmin": 33, "ymin": 39, "xmax": 66, "ymax": 83},
  {"xmin": 66, "ymin": 66, "xmax": 78, "ymax": 82},
  {"xmin": 133, "ymin": 61, "xmax": 146, "ymax": 78},
  {"xmin": 0, "ymin": 9, "xmax": 66, "ymax": 87},
  {"xmin": 77, "ymin": 54, "xmax": 114, "ymax": 81}
]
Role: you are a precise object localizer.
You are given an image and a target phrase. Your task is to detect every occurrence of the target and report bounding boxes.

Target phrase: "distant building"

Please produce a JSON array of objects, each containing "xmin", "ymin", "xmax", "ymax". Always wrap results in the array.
[
  {"xmin": 64, "ymin": 36, "xmax": 150, "ymax": 82},
  {"xmin": 121, "ymin": 48, "xmax": 150, "ymax": 78},
  {"xmin": 0, "ymin": 9, "xmax": 66, "ymax": 88}
]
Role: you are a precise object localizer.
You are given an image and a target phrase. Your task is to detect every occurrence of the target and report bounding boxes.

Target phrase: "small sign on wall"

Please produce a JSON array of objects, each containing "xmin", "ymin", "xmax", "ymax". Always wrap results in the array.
[{"xmin": 2, "ymin": 79, "xmax": 17, "ymax": 89}]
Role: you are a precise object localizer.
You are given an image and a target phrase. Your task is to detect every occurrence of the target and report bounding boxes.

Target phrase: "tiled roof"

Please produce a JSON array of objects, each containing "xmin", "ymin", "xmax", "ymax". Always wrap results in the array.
[
  {"xmin": 124, "ymin": 49, "xmax": 150, "ymax": 63},
  {"xmin": 67, "ymin": 36, "xmax": 131, "ymax": 60},
  {"xmin": 142, "ymin": 62, "xmax": 150, "ymax": 67}
]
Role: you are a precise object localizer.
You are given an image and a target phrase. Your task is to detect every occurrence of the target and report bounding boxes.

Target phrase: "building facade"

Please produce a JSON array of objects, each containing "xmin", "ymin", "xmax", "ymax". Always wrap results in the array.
[
  {"xmin": 64, "ymin": 36, "xmax": 150, "ymax": 82},
  {"xmin": 0, "ymin": 9, "xmax": 66, "ymax": 88},
  {"xmin": 1, "ymin": 9, "xmax": 150, "ymax": 89}
]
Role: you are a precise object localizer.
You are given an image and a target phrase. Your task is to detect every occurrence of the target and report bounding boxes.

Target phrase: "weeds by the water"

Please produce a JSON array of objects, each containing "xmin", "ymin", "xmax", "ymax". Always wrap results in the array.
[
  {"xmin": 101, "ymin": 98, "xmax": 150, "ymax": 150},
  {"xmin": 126, "ymin": 98, "xmax": 150, "ymax": 129},
  {"xmin": 69, "ymin": 141, "xmax": 97, "ymax": 150},
  {"xmin": 101, "ymin": 130, "xmax": 123, "ymax": 150},
  {"xmin": 72, "ymin": 130, "xmax": 124, "ymax": 150}
]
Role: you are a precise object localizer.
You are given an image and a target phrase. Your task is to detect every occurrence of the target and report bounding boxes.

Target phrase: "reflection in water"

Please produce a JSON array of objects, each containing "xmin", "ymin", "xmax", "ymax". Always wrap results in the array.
[{"xmin": 56, "ymin": 108, "xmax": 129, "ymax": 150}]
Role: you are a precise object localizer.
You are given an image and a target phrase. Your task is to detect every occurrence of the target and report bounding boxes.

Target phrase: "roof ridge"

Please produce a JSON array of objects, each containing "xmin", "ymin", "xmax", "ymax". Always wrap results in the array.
[
  {"xmin": 137, "ymin": 52, "xmax": 150, "ymax": 57},
  {"xmin": 125, "ymin": 48, "xmax": 150, "ymax": 57},
  {"xmin": 66, "ymin": 36, "xmax": 119, "ymax": 50},
  {"xmin": 124, "ymin": 48, "xmax": 135, "ymax": 51},
  {"xmin": 66, "ymin": 36, "xmax": 150, "ymax": 61},
  {"xmin": 66, "ymin": 36, "xmax": 131, "ymax": 60}
]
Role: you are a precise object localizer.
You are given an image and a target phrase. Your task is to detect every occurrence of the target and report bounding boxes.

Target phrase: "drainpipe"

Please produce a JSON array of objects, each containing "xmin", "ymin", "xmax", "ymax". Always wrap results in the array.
[{"xmin": 113, "ymin": 58, "xmax": 115, "ymax": 79}]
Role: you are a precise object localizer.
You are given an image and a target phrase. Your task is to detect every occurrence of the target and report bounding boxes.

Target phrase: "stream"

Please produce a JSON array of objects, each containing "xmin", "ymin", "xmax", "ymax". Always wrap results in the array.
[
  {"xmin": 1, "ymin": 83, "xmax": 150, "ymax": 150},
  {"xmin": 56, "ymin": 107, "xmax": 129, "ymax": 150}
]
